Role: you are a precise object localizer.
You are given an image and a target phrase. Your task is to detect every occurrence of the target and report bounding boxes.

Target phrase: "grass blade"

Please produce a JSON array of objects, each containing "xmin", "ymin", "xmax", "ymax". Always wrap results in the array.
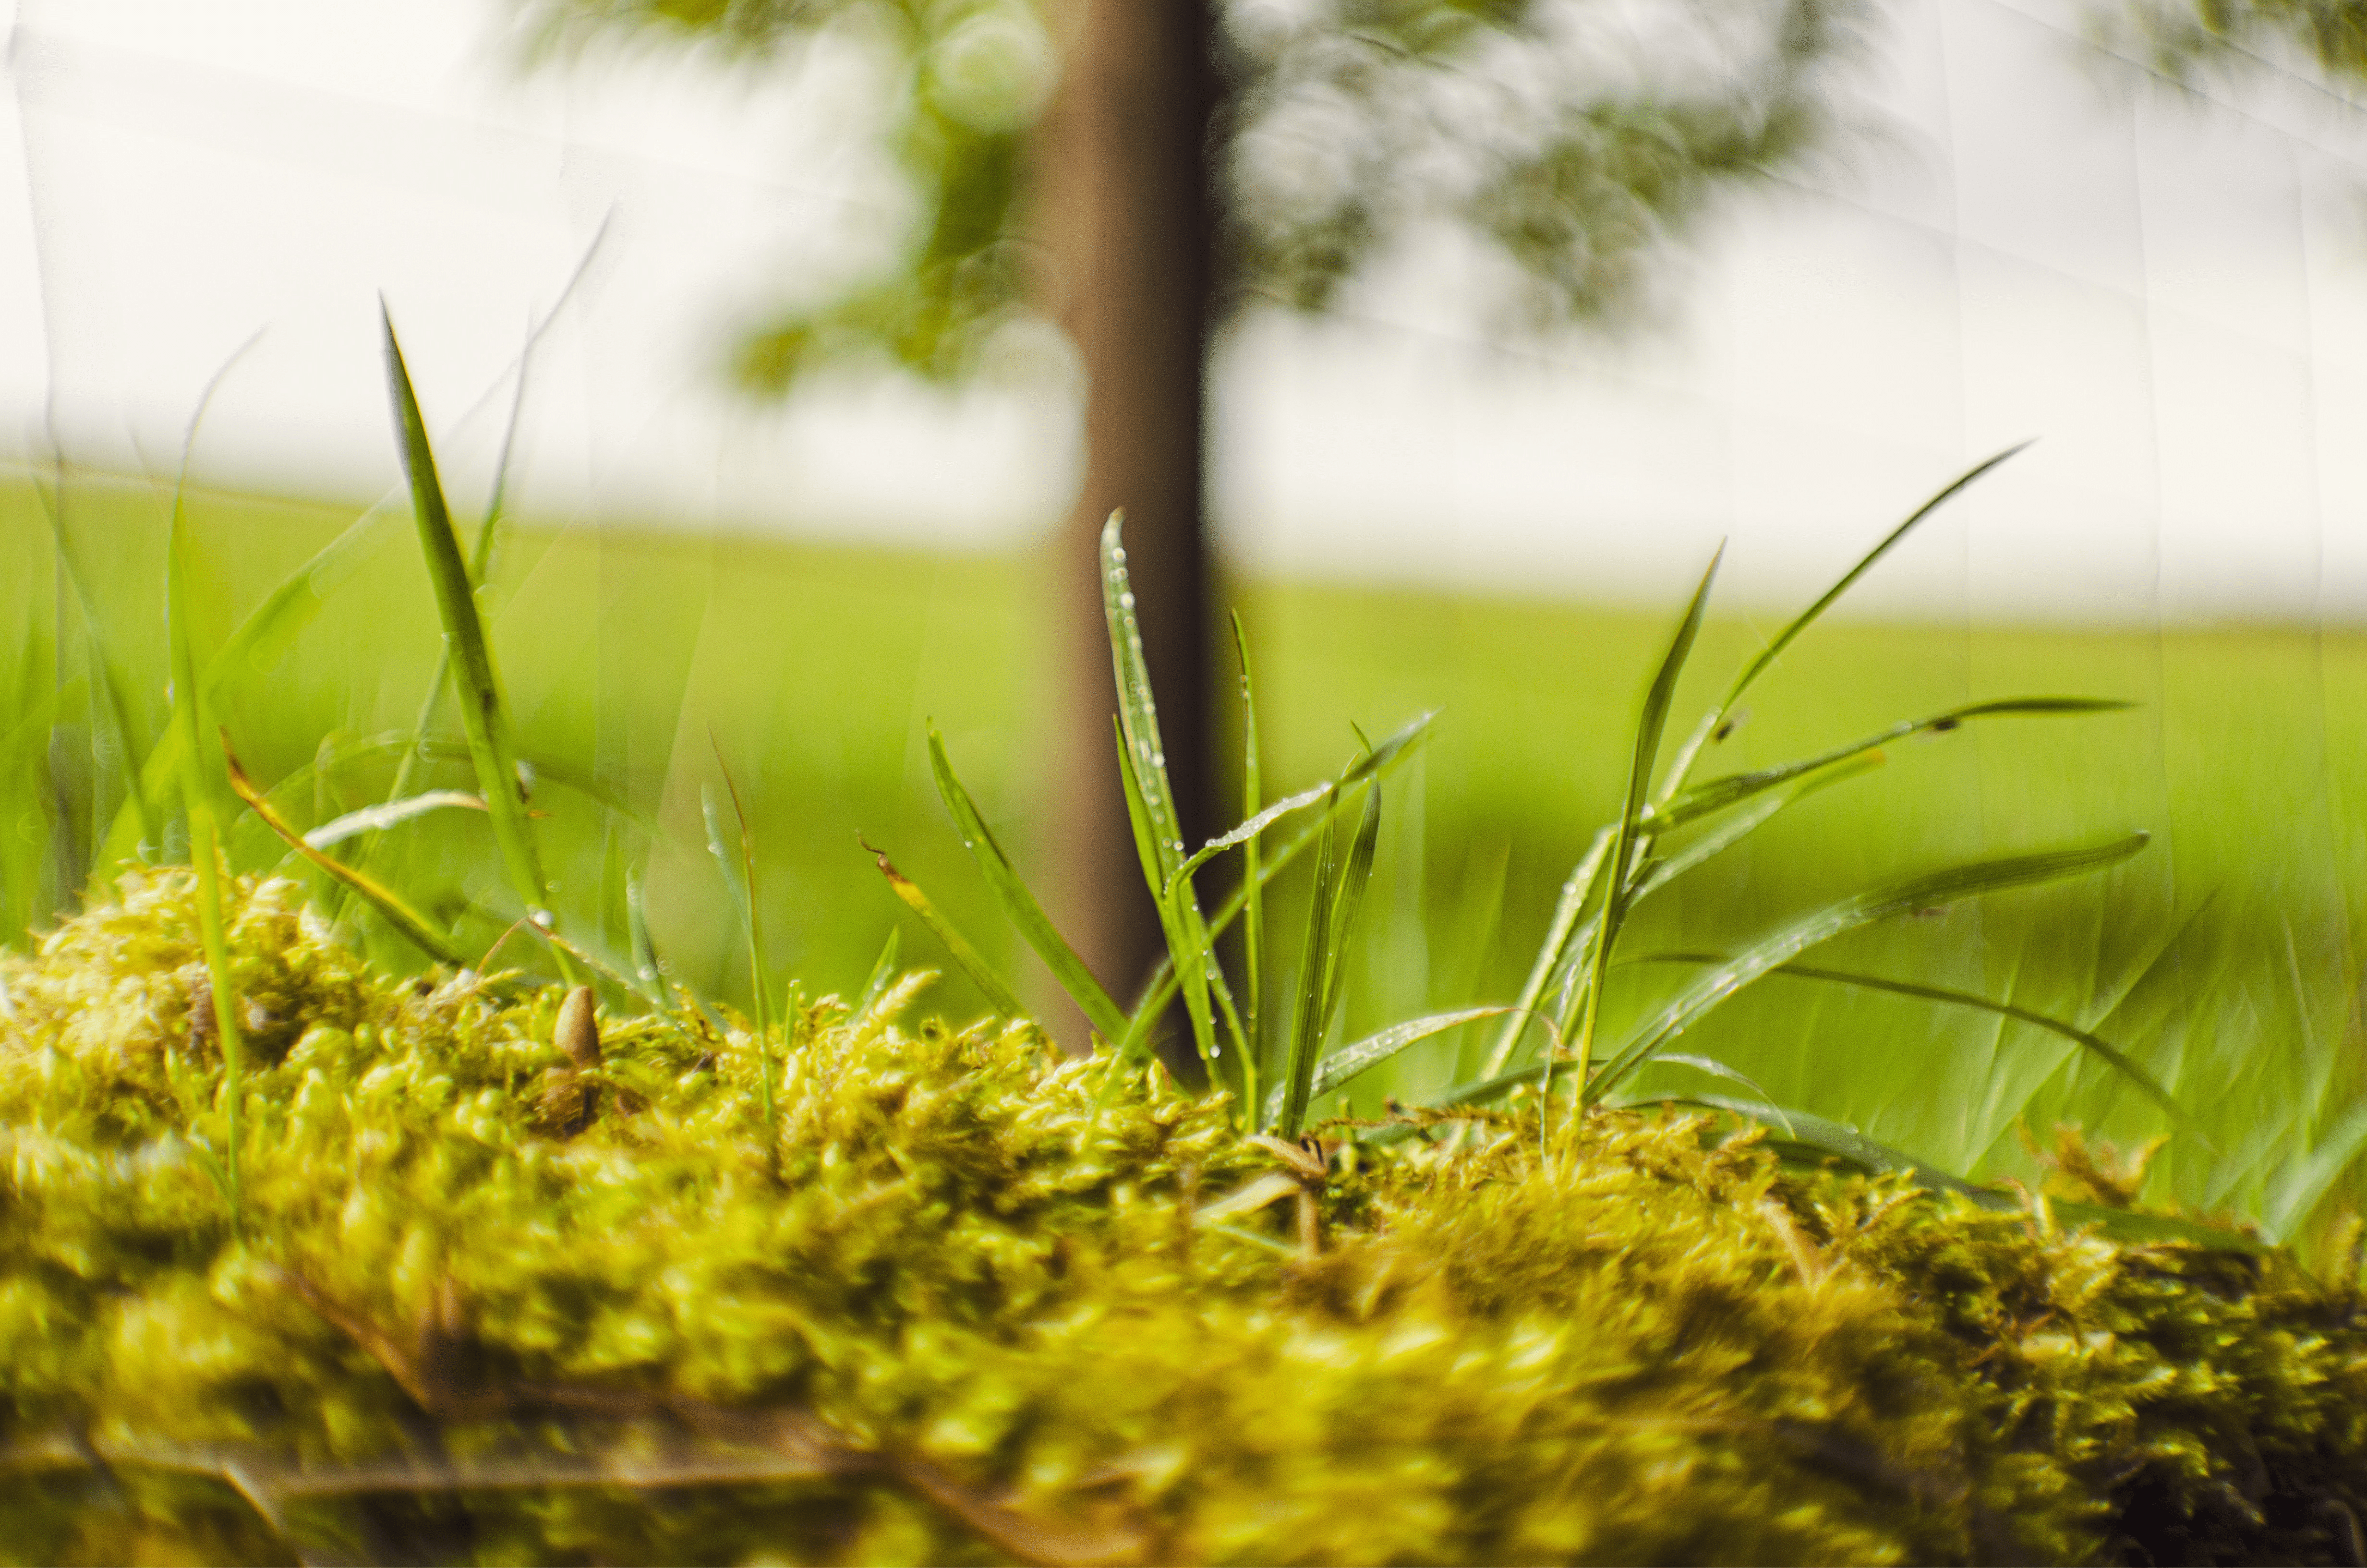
[
  {"xmin": 300, "ymin": 790, "xmax": 487, "ymax": 850},
  {"xmin": 1653, "ymin": 445, "xmax": 2030, "ymax": 806},
  {"xmin": 1481, "ymin": 829, "xmax": 1611, "ymax": 1079},
  {"xmin": 625, "ymin": 867, "xmax": 675, "ymax": 1009},
  {"xmin": 1296, "ymin": 1006, "xmax": 1513, "ymax": 1111},
  {"xmin": 2265, "ymin": 1097, "xmax": 2367, "ymax": 1238},
  {"xmin": 1168, "ymin": 712, "xmax": 1434, "ymax": 888},
  {"xmin": 1560, "ymin": 548, "xmax": 1723, "ymax": 1108},
  {"xmin": 863, "ymin": 837, "xmax": 1026, "ymax": 1021},
  {"xmin": 224, "ymin": 743, "xmax": 469, "ymax": 967},
  {"xmin": 929, "ymin": 727, "xmax": 1126, "ymax": 1042},
  {"xmin": 1587, "ymin": 833, "xmax": 2151, "ymax": 1105},
  {"xmin": 1648, "ymin": 698, "xmax": 2131, "ymax": 831},
  {"xmin": 382, "ymin": 307, "xmax": 575, "ymax": 984},
  {"xmin": 167, "ymin": 519, "xmax": 243, "ymax": 1223},
  {"xmin": 1275, "ymin": 778, "xmax": 1383, "ymax": 1137},
  {"xmin": 1626, "ymin": 952, "xmax": 2195, "ymax": 1129},
  {"xmin": 705, "ymin": 757, "xmax": 776, "ymax": 1132},
  {"xmin": 856, "ymin": 926, "xmax": 901, "ymax": 1018},
  {"xmin": 1723, "ymin": 445, "xmax": 2028, "ymax": 716},
  {"xmin": 1234, "ymin": 612, "xmax": 1266, "ymax": 1085}
]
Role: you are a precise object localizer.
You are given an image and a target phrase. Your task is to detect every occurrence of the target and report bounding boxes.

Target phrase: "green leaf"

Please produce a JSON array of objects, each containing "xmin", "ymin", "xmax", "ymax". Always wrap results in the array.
[
  {"xmin": 382, "ymin": 307, "xmax": 576, "ymax": 985},
  {"xmin": 1167, "ymin": 711, "xmax": 1434, "ymax": 890},
  {"xmin": 863, "ymin": 837, "xmax": 1027, "ymax": 1021},
  {"xmin": 224, "ymin": 744, "xmax": 469, "ymax": 967},
  {"xmin": 1587, "ymin": 833, "xmax": 2151, "ymax": 1105},
  {"xmin": 1648, "ymin": 697, "xmax": 2130, "ymax": 831},
  {"xmin": 929, "ymin": 727, "xmax": 1126, "ymax": 1043},
  {"xmin": 1480, "ymin": 828, "xmax": 1610, "ymax": 1080},
  {"xmin": 626, "ymin": 866, "xmax": 675, "ymax": 1010},
  {"xmin": 1624, "ymin": 952, "xmax": 2194, "ymax": 1130}
]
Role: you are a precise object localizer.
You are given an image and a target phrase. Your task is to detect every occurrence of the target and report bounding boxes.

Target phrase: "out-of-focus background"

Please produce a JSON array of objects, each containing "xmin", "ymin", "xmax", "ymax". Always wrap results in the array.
[{"xmin": 11, "ymin": 0, "xmax": 2367, "ymax": 1228}]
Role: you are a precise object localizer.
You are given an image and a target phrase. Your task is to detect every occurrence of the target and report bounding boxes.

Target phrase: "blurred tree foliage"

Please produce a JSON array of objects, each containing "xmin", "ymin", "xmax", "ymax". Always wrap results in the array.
[
  {"xmin": 521, "ymin": 0, "xmax": 1861, "ymax": 391},
  {"xmin": 2104, "ymin": 0, "xmax": 2367, "ymax": 81}
]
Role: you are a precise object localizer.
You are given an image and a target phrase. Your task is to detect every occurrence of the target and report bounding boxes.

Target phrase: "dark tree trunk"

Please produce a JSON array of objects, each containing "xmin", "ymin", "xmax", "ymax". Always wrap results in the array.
[{"xmin": 1034, "ymin": 0, "xmax": 1218, "ymax": 1051}]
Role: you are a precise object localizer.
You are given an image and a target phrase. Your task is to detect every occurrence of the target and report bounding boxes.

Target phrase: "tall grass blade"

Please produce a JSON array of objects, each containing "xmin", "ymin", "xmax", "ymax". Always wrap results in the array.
[
  {"xmin": 1168, "ymin": 713, "xmax": 1434, "ymax": 888},
  {"xmin": 1648, "ymin": 698, "xmax": 2130, "ymax": 831},
  {"xmin": 382, "ymin": 308, "xmax": 576, "ymax": 984},
  {"xmin": 224, "ymin": 745, "xmax": 469, "ymax": 967},
  {"xmin": 1101, "ymin": 515, "xmax": 1246, "ymax": 1085},
  {"xmin": 2264, "ymin": 1097, "xmax": 2367, "ymax": 1239},
  {"xmin": 1588, "ymin": 833, "xmax": 2151, "ymax": 1104},
  {"xmin": 36, "ymin": 484, "xmax": 150, "ymax": 867},
  {"xmin": 863, "ymin": 838, "xmax": 1026, "ymax": 1021},
  {"xmin": 929, "ymin": 727, "xmax": 1126, "ymax": 1043},
  {"xmin": 1629, "ymin": 758, "xmax": 1880, "ymax": 905},
  {"xmin": 706, "ymin": 754, "xmax": 776, "ymax": 1131},
  {"xmin": 1626, "ymin": 951, "xmax": 2194, "ymax": 1128},
  {"xmin": 1560, "ymin": 548, "xmax": 1722, "ymax": 1109},
  {"xmin": 167, "ymin": 517, "xmax": 243, "ymax": 1223},
  {"xmin": 1234, "ymin": 612, "xmax": 1265, "ymax": 1083}
]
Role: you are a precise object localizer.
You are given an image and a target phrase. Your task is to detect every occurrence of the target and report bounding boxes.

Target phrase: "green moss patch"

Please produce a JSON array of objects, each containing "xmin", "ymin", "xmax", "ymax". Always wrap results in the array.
[{"xmin": 4, "ymin": 873, "xmax": 2365, "ymax": 1565}]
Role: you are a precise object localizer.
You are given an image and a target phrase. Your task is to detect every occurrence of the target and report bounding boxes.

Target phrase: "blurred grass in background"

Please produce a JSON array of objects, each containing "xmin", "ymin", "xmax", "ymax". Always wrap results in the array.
[{"xmin": 9, "ymin": 467, "xmax": 2365, "ymax": 1237}]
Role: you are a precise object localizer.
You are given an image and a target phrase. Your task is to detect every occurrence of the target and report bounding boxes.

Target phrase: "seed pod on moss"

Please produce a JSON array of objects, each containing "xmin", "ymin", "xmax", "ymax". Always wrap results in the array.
[{"xmin": 555, "ymin": 984, "xmax": 600, "ymax": 1068}]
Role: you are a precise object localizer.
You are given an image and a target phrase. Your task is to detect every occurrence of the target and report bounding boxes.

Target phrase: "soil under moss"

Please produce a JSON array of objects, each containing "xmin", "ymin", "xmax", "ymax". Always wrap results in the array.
[{"xmin": 4, "ymin": 872, "xmax": 2366, "ymax": 1565}]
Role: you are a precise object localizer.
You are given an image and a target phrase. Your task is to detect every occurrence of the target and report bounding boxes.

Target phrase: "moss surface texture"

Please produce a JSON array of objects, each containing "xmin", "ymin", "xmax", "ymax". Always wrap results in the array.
[{"xmin": 5, "ymin": 874, "xmax": 2367, "ymax": 1566}]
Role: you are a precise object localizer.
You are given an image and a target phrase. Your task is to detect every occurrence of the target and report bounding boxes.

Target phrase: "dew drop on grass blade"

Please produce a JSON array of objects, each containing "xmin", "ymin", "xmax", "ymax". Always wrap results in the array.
[
  {"xmin": 929, "ymin": 726, "xmax": 1127, "ymax": 1043},
  {"xmin": 382, "ymin": 307, "xmax": 578, "ymax": 985}
]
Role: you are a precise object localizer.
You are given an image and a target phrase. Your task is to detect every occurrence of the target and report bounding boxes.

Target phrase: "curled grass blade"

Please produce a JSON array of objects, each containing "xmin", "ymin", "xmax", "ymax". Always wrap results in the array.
[
  {"xmin": 382, "ymin": 307, "xmax": 575, "ymax": 984},
  {"xmin": 1625, "ymin": 951, "xmax": 2196, "ymax": 1131},
  {"xmin": 224, "ymin": 742, "xmax": 468, "ymax": 967},
  {"xmin": 1647, "ymin": 698, "xmax": 2131, "ymax": 831},
  {"xmin": 301, "ymin": 790, "xmax": 487, "ymax": 850},
  {"xmin": 862, "ymin": 836, "xmax": 1026, "ymax": 1021},
  {"xmin": 929, "ymin": 726, "xmax": 1126, "ymax": 1043},
  {"xmin": 1587, "ymin": 833, "xmax": 2151, "ymax": 1106}
]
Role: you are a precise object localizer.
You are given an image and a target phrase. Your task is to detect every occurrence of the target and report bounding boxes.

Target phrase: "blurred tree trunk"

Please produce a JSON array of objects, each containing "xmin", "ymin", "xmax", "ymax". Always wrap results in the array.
[{"xmin": 1034, "ymin": 0, "xmax": 1218, "ymax": 1050}]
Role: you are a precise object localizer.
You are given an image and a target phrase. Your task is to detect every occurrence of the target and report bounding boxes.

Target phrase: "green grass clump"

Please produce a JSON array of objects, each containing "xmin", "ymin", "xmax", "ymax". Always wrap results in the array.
[{"xmin": 4, "ymin": 871, "xmax": 2366, "ymax": 1565}]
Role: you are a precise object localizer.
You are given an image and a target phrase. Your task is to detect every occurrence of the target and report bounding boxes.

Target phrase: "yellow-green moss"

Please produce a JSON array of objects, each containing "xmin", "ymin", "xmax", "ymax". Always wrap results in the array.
[{"xmin": 3, "ymin": 873, "xmax": 2365, "ymax": 1565}]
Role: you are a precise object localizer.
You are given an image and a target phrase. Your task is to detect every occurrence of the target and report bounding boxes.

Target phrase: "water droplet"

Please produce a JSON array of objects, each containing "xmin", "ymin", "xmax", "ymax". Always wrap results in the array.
[
  {"xmin": 1119, "ymin": 591, "xmax": 1136, "ymax": 610},
  {"xmin": 531, "ymin": 909, "xmax": 556, "ymax": 931},
  {"xmin": 1151, "ymin": 751, "xmax": 1165, "ymax": 767}
]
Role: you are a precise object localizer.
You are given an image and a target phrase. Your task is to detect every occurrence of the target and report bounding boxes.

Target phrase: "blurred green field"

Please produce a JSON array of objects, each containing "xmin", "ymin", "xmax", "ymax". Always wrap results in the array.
[{"xmin": 10, "ymin": 466, "xmax": 2367, "ymax": 1238}]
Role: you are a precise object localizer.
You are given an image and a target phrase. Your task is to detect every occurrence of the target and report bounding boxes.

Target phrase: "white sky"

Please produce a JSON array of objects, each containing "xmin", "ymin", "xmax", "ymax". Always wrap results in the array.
[{"xmin": 5, "ymin": 0, "xmax": 2367, "ymax": 619}]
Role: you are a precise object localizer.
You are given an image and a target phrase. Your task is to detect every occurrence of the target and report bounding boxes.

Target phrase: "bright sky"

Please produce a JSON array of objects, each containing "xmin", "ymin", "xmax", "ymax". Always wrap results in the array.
[{"xmin": 5, "ymin": 0, "xmax": 2367, "ymax": 620}]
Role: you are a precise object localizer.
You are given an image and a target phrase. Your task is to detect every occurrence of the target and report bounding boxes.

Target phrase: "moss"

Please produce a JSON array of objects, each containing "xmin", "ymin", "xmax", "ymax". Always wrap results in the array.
[{"xmin": 3, "ymin": 873, "xmax": 2365, "ymax": 1565}]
